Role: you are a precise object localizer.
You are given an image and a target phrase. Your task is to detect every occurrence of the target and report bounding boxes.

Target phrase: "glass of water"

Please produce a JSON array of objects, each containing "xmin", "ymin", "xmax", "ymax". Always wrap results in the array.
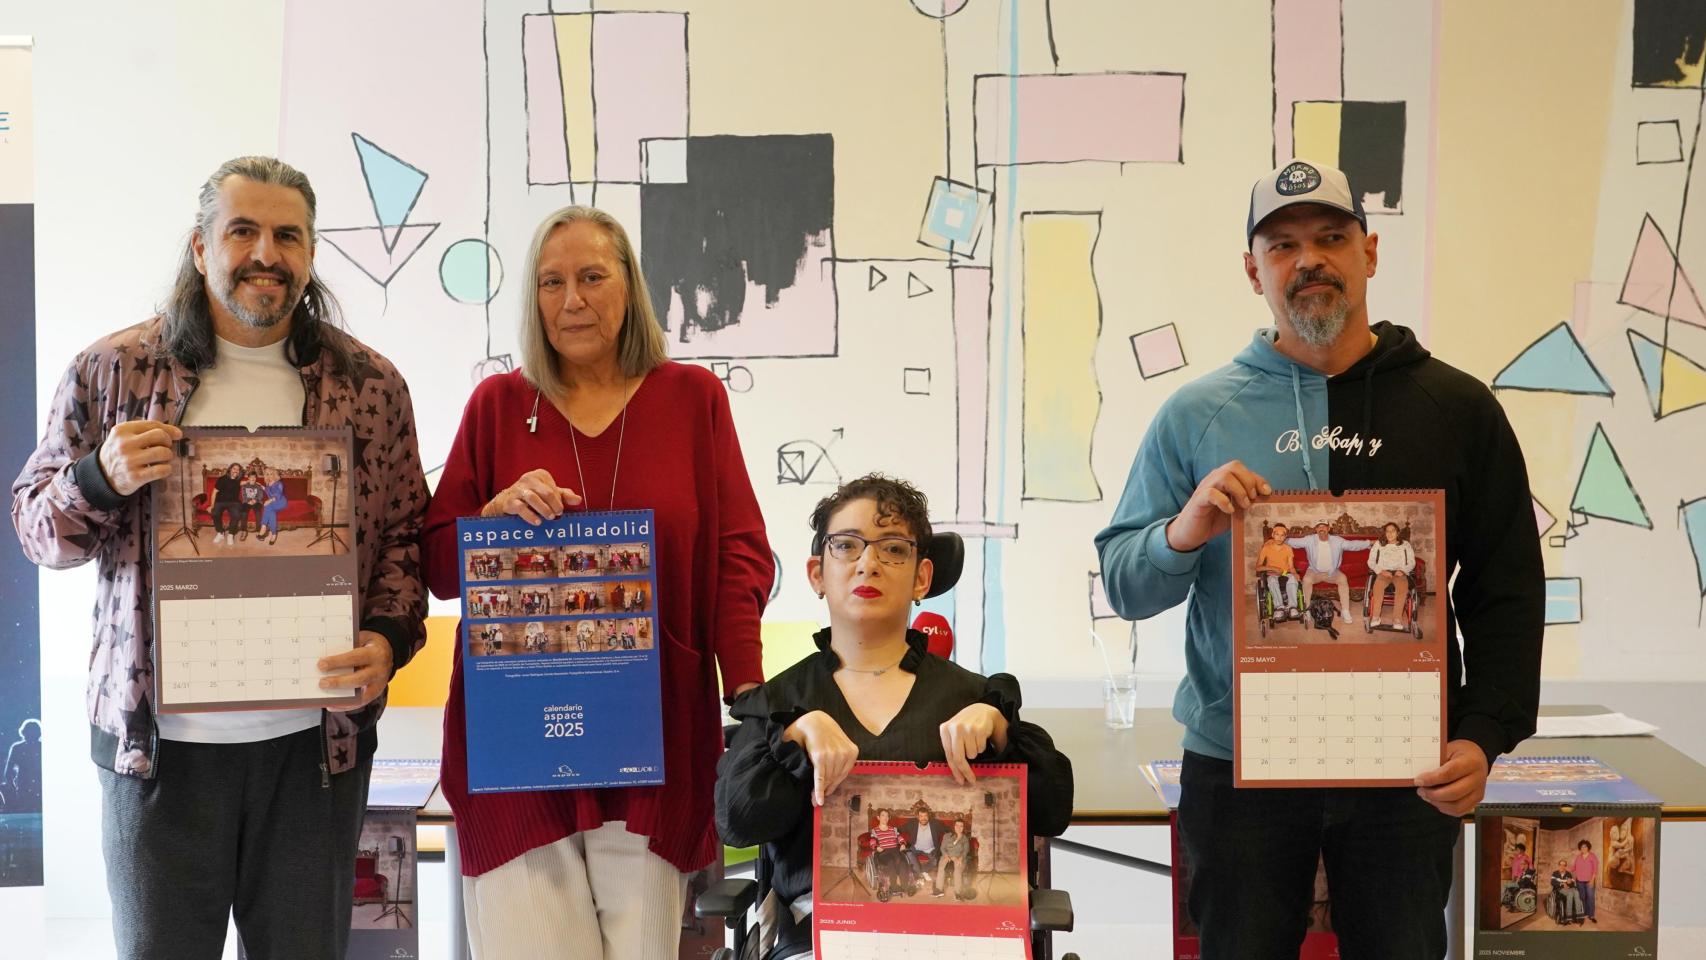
[{"xmin": 1103, "ymin": 673, "xmax": 1138, "ymax": 729}]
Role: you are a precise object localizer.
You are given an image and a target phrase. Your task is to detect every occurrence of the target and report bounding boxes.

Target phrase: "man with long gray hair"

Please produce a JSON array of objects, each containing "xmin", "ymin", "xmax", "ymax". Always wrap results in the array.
[{"xmin": 11, "ymin": 156, "xmax": 428, "ymax": 959}]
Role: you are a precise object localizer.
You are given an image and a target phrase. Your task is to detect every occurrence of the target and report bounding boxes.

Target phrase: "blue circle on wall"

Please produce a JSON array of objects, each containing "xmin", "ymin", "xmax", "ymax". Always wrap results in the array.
[{"xmin": 439, "ymin": 239, "xmax": 503, "ymax": 304}]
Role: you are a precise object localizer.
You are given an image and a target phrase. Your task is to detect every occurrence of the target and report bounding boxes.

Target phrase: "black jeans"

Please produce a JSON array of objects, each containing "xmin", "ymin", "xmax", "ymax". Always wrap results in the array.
[
  {"xmin": 1178, "ymin": 749, "xmax": 1460, "ymax": 960},
  {"xmin": 99, "ymin": 726, "xmax": 374, "ymax": 960}
]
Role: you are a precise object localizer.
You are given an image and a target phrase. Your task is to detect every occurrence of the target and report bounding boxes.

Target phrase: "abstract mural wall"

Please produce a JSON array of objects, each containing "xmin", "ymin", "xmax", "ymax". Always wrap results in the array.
[{"xmin": 272, "ymin": 0, "xmax": 1706, "ymax": 682}]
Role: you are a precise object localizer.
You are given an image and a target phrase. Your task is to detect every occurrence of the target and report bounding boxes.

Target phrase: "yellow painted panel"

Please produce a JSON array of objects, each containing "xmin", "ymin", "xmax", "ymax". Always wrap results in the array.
[
  {"xmin": 1290, "ymin": 100, "xmax": 1342, "ymax": 168},
  {"xmin": 1022, "ymin": 214, "xmax": 1103, "ymax": 502},
  {"xmin": 387, "ymin": 615, "xmax": 456, "ymax": 707},
  {"xmin": 555, "ymin": 14, "xmax": 596, "ymax": 183}
]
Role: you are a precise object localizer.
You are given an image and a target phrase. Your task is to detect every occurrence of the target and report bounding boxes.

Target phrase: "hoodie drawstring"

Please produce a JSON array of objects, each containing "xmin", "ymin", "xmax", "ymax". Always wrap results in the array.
[{"xmin": 1289, "ymin": 364, "xmax": 1320, "ymax": 489}]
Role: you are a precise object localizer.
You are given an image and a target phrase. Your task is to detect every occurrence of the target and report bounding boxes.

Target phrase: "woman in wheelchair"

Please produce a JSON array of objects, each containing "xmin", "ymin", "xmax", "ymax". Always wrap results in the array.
[
  {"xmin": 715, "ymin": 475, "xmax": 1074, "ymax": 960},
  {"xmin": 1365, "ymin": 522, "xmax": 1415, "ymax": 631}
]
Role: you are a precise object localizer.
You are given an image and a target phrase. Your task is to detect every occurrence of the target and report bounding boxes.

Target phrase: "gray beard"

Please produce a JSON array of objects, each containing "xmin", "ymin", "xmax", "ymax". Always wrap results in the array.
[
  {"xmin": 1286, "ymin": 294, "xmax": 1349, "ymax": 347},
  {"xmin": 208, "ymin": 272, "xmax": 301, "ymax": 329}
]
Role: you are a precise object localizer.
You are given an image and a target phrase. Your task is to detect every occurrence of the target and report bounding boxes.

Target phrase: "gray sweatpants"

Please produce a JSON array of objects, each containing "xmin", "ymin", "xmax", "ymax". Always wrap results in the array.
[{"xmin": 98, "ymin": 724, "xmax": 374, "ymax": 960}]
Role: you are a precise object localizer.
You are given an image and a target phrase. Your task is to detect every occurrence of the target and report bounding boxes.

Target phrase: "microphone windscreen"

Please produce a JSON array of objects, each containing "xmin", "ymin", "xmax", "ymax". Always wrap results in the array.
[{"xmin": 911, "ymin": 611, "xmax": 953, "ymax": 659}]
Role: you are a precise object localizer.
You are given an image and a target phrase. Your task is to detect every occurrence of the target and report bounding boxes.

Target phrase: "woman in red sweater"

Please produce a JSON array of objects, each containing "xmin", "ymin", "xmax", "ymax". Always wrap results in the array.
[{"xmin": 423, "ymin": 206, "xmax": 774, "ymax": 959}]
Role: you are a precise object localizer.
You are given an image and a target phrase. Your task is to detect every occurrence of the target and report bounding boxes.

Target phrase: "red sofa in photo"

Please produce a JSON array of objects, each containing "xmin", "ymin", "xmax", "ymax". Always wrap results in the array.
[
  {"xmin": 1269, "ymin": 521, "xmax": 1430, "ymax": 602},
  {"xmin": 192, "ymin": 458, "xmax": 323, "ymax": 531}
]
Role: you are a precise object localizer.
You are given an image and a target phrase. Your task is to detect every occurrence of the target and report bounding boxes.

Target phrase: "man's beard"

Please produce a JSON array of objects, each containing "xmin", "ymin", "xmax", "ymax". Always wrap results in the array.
[
  {"xmin": 208, "ymin": 264, "xmax": 305, "ymax": 329},
  {"xmin": 1285, "ymin": 268, "xmax": 1348, "ymax": 347}
]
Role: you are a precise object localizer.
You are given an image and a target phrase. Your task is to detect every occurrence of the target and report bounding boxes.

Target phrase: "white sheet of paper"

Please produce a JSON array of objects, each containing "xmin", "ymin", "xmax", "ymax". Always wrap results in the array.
[{"xmin": 1531, "ymin": 712, "xmax": 1658, "ymax": 738}]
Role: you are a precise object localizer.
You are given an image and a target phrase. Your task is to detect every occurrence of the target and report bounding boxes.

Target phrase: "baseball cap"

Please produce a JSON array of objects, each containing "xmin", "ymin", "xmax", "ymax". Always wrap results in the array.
[
  {"xmin": 1246, "ymin": 159, "xmax": 1367, "ymax": 246},
  {"xmin": 1314, "ymin": 518, "xmax": 1332, "ymax": 528}
]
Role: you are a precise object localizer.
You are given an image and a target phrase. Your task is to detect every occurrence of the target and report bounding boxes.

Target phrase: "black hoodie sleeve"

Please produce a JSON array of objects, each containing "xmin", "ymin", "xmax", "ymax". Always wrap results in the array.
[{"xmin": 1448, "ymin": 392, "xmax": 1544, "ymax": 765}]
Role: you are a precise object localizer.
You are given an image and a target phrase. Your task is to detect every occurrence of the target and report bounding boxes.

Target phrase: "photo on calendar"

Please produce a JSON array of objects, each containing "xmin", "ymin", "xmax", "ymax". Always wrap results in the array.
[
  {"xmin": 1233, "ymin": 491, "xmax": 1446, "ymax": 648},
  {"xmin": 466, "ymin": 617, "xmax": 654, "ymax": 657},
  {"xmin": 462, "ymin": 542, "xmax": 652, "ymax": 581},
  {"xmin": 155, "ymin": 427, "xmax": 355, "ymax": 560},
  {"xmin": 814, "ymin": 765, "xmax": 1028, "ymax": 909},
  {"xmin": 1477, "ymin": 812, "xmax": 1661, "ymax": 940}
]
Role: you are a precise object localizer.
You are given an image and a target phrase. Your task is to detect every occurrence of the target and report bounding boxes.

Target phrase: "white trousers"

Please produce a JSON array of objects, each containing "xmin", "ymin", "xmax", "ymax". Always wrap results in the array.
[{"xmin": 462, "ymin": 821, "xmax": 690, "ymax": 960}]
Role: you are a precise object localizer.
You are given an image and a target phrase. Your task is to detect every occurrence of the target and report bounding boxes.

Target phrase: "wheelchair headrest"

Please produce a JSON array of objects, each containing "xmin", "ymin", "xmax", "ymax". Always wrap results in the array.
[{"xmin": 922, "ymin": 532, "xmax": 964, "ymax": 599}]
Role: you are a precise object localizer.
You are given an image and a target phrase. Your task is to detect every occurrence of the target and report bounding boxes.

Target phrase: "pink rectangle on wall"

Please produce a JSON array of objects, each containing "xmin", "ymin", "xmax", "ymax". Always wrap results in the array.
[
  {"xmin": 1272, "ymin": 0, "xmax": 1342, "ymax": 163},
  {"xmin": 523, "ymin": 15, "xmax": 570, "ymax": 184},
  {"xmin": 974, "ymin": 73, "xmax": 1183, "ymax": 165},
  {"xmin": 592, "ymin": 13, "xmax": 688, "ymax": 183}
]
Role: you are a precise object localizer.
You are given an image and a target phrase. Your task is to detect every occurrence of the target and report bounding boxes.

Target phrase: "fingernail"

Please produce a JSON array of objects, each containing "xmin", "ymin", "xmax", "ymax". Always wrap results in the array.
[
  {"xmin": 319, "ymin": 679, "xmax": 331, "ymax": 689},
  {"xmin": 317, "ymin": 660, "xmax": 327, "ymax": 670}
]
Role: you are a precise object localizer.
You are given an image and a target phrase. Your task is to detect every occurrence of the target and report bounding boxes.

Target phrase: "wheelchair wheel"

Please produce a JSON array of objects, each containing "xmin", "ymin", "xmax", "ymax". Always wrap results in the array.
[{"xmin": 1514, "ymin": 888, "xmax": 1537, "ymax": 914}]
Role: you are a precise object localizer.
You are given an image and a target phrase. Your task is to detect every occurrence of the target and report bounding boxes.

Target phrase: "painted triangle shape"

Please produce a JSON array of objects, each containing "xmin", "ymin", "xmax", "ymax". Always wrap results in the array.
[
  {"xmin": 320, "ymin": 223, "xmax": 440, "ymax": 288},
  {"xmin": 1627, "ymin": 328, "xmax": 1706, "ymax": 418},
  {"xmin": 1660, "ymin": 345, "xmax": 1706, "ymax": 417},
  {"xmin": 1532, "ymin": 495, "xmax": 1556, "ymax": 538},
  {"xmin": 1491, "ymin": 322, "xmax": 1613, "ymax": 396},
  {"xmin": 1617, "ymin": 214, "xmax": 1706, "ymax": 329},
  {"xmin": 352, "ymin": 133, "xmax": 428, "ymax": 248},
  {"xmin": 1627, "ymin": 329, "xmax": 1667, "ymax": 415},
  {"xmin": 869, "ymin": 265, "xmax": 888, "ymax": 291},
  {"xmin": 1569, "ymin": 423, "xmax": 1652, "ymax": 529},
  {"xmin": 907, "ymin": 271, "xmax": 934, "ymax": 298},
  {"xmin": 1683, "ymin": 498, "xmax": 1706, "ymax": 597}
]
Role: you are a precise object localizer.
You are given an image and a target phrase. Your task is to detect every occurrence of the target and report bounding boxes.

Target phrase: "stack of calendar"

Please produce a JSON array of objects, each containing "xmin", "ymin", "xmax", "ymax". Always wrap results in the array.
[{"xmin": 1474, "ymin": 757, "xmax": 1661, "ymax": 957}]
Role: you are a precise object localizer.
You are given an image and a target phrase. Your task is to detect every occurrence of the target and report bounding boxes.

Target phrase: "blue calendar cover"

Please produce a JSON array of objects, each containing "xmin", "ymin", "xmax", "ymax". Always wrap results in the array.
[
  {"xmin": 456, "ymin": 510, "xmax": 664, "ymax": 793},
  {"xmin": 1482, "ymin": 756, "xmax": 1659, "ymax": 806}
]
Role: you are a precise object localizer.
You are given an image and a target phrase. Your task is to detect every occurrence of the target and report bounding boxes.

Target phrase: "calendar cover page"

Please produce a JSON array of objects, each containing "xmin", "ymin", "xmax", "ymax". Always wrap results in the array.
[
  {"xmin": 1474, "ymin": 806, "xmax": 1660, "ymax": 957},
  {"xmin": 1230, "ymin": 490, "xmax": 1448, "ymax": 787},
  {"xmin": 813, "ymin": 762, "xmax": 1031, "ymax": 960},
  {"xmin": 456, "ymin": 510, "xmax": 663, "ymax": 793},
  {"xmin": 1483, "ymin": 757, "xmax": 1660, "ymax": 807},
  {"xmin": 150, "ymin": 426, "xmax": 360, "ymax": 713},
  {"xmin": 1141, "ymin": 759, "xmax": 1182, "ymax": 808},
  {"xmin": 1169, "ymin": 813, "xmax": 1339, "ymax": 960}
]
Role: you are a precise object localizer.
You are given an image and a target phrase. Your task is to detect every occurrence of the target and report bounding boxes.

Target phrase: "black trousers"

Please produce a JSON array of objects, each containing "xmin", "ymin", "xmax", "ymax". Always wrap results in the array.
[
  {"xmin": 98, "ymin": 724, "xmax": 374, "ymax": 960},
  {"xmin": 1178, "ymin": 749, "xmax": 1460, "ymax": 960}
]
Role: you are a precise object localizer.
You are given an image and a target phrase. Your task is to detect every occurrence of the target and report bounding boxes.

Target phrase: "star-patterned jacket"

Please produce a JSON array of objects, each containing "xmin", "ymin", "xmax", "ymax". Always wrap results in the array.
[{"xmin": 11, "ymin": 316, "xmax": 428, "ymax": 779}]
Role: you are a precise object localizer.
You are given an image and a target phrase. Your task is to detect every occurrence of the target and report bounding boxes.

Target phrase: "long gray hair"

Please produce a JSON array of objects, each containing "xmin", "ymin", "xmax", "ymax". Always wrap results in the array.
[
  {"xmin": 518, "ymin": 205, "xmax": 669, "ymax": 399},
  {"xmin": 158, "ymin": 156, "xmax": 352, "ymax": 377}
]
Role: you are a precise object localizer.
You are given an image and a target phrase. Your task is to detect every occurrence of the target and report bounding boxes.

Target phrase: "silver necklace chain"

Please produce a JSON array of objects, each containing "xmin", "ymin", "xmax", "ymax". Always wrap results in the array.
[
  {"xmin": 567, "ymin": 375, "xmax": 630, "ymax": 512},
  {"xmin": 839, "ymin": 656, "xmax": 907, "ymax": 676}
]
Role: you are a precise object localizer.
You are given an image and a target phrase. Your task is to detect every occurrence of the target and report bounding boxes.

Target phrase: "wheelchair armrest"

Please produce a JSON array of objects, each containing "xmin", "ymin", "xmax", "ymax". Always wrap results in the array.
[
  {"xmin": 695, "ymin": 877, "xmax": 758, "ymax": 919},
  {"xmin": 1030, "ymin": 887, "xmax": 1074, "ymax": 932}
]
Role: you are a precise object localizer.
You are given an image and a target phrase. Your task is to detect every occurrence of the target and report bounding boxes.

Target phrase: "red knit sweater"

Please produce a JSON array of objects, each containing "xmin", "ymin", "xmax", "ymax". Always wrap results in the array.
[{"xmin": 423, "ymin": 364, "xmax": 773, "ymax": 875}]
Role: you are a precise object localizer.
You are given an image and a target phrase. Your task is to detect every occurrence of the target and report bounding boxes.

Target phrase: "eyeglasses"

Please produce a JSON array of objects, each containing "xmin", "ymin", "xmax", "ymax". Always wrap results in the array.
[{"xmin": 822, "ymin": 533, "xmax": 918, "ymax": 566}]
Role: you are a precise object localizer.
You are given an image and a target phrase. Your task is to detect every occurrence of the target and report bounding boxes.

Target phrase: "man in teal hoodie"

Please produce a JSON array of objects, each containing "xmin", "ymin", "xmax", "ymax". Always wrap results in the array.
[{"xmin": 1095, "ymin": 160, "xmax": 1543, "ymax": 960}]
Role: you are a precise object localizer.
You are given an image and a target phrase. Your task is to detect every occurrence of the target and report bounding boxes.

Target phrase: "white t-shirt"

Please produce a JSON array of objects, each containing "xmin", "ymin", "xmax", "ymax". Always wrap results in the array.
[
  {"xmin": 913, "ymin": 822, "xmax": 937, "ymax": 854},
  {"xmin": 156, "ymin": 335, "xmax": 322, "ymax": 745},
  {"xmin": 1312, "ymin": 538, "xmax": 1335, "ymax": 573}
]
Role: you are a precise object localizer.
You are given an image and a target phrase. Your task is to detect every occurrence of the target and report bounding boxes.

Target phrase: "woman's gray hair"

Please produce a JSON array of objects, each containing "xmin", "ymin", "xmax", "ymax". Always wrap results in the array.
[
  {"xmin": 518, "ymin": 205, "xmax": 669, "ymax": 398},
  {"xmin": 158, "ymin": 156, "xmax": 352, "ymax": 377}
]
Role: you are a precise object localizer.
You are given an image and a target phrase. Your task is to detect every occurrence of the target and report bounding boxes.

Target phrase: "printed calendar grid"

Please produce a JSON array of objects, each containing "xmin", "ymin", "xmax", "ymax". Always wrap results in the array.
[
  {"xmin": 157, "ymin": 593, "xmax": 356, "ymax": 707},
  {"xmin": 1239, "ymin": 670, "xmax": 1442, "ymax": 783}
]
